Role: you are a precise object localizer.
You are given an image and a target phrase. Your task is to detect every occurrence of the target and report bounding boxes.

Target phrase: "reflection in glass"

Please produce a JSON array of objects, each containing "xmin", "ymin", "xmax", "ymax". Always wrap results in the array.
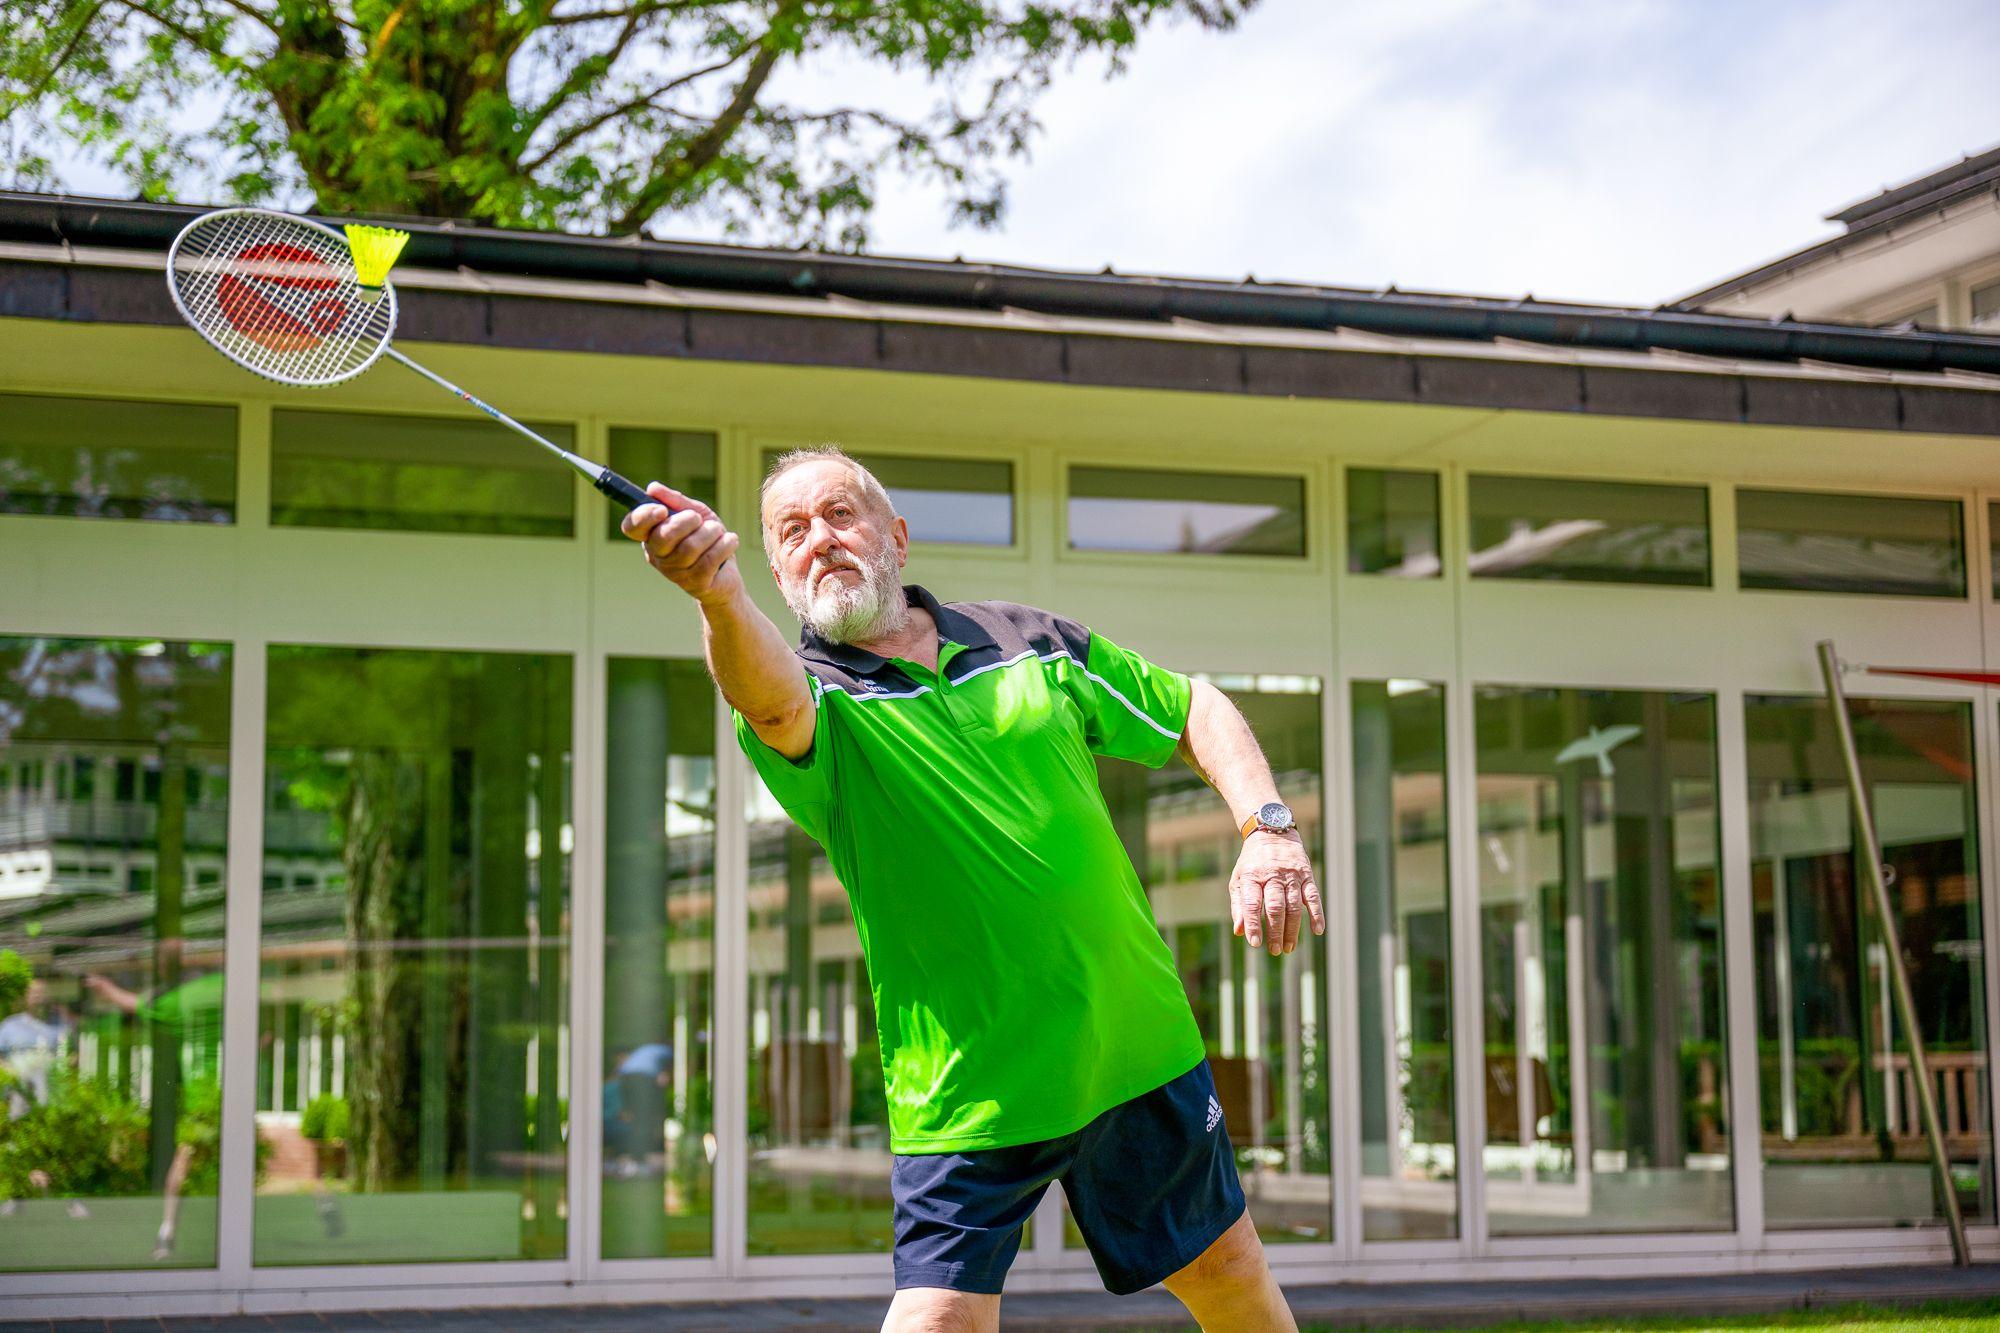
[
  {"xmin": 1352, "ymin": 681, "xmax": 1456, "ymax": 1240},
  {"xmin": 744, "ymin": 777, "xmax": 891, "ymax": 1254},
  {"xmin": 1067, "ymin": 678, "xmax": 1329, "ymax": 1247},
  {"xmin": 1737, "ymin": 489, "xmax": 1965, "ymax": 598},
  {"xmin": 1467, "ymin": 476, "xmax": 1709, "ymax": 586},
  {"xmin": 0, "ymin": 638, "xmax": 232, "ymax": 1270},
  {"xmin": 254, "ymin": 647, "xmax": 571, "ymax": 1265},
  {"xmin": 1748, "ymin": 695, "xmax": 1992, "ymax": 1228},
  {"xmin": 1347, "ymin": 470, "xmax": 1441, "ymax": 577},
  {"xmin": 602, "ymin": 659, "xmax": 715, "ymax": 1258},
  {"xmin": 607, "ymin": 431, "xmax": 718, "ymax": 539},
  {"xmin": 1989, "ymin": 503, "xmax": 1998, "ymax": 600},
  {"xmin": 762, "ymin": 450, "xmax": 1013, "ymax": 546},
  {"xmin": 271, "ymin": 409, "xmax": 576, "ymax": 537},
  {"xmin": 1068, "ymin": 468, "xmax": 1306, "ymax": 557},
  {"xmin": 1475, "ymin": 687, "xmax": 1730, "ymax": 1234},
  {"xmin": 0, "ymin": 393, "xmax": 236, "ymax": 524}
]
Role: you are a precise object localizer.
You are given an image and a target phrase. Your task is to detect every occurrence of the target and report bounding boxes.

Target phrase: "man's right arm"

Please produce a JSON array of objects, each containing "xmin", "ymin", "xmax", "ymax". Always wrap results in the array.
[{"xmin": 621, "ymin": 482, "xmax": 815, "ymax": 760}]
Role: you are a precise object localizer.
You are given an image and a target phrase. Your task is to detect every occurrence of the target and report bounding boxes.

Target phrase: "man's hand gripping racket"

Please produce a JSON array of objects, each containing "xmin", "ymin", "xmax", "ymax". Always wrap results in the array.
[{"xmin": 165, "ymin": 207, "xmax": 671, "ymax": 519}]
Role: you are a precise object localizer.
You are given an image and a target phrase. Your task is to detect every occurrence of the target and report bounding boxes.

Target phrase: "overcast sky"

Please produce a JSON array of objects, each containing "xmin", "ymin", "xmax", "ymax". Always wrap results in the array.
[
  {"xmin": 753, "ymin": 0, "xmax": 2000, "ymax": 305},
  {"xmin": 41, "ymin": 0, "xmax": 2000, "ymax": 307}
]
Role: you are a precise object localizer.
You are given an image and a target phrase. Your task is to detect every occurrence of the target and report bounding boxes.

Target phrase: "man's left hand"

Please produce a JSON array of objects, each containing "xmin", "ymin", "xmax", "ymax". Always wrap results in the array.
[{"xmin": 1228, "ymin": 831, "xmax": 1324, "ymax": 956}]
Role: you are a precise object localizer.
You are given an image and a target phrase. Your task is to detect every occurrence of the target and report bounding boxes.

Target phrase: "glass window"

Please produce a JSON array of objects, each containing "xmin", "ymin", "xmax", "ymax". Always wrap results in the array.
[
  {"xmin": 1467, "ymin": 476, "xmax": 1709, "ymax": 586},
  {"xmin": 254, "ymin": 646, "xmax": 571, "ymax": 1265},
  {"xmin": 1737, "ymin": 489, "xmax": 1965, "ymax": 598},
  {"xmin": 1066, "ymin": 678, "xmax": 1330, "ymax": 1248},
  {"xmin": 762, "ymin": 450, "xmax": 1013, "ymax": 547},
  {"xmin": 1347, "ymin": 470, "xmax": 1440, "ymax": 577},
  {"xmin": 1351, "ymin": 680, "xmax": 1456, "ymax": 1240},
  {"xmin": 270, "ymin": 409, "xmax": 576, "ymax": 537},
  {"xmin": 0, "ymin": 393, "xmax": 235, "ymax": 523},
  {"xmin": 1973, "ymin": 281, "xmax": 2000, "ymax": 331},
  {"xmin": 605, "ymin": 430, "xmax": 718, "ymax": 540},
  {"xmin": 602, "ymin": 658, "xmax": 715, "ymax": 1259},
  {"xmin": 0, "ymin": 637, "xmax": 232, "ymax": 1271},
  {"xmin": 1475, "ymin": 686, "xmax": 1729, "ymax": 1234},
  {"xmin": 744, "ymin": 778, "xmax": 892, "ymax": 1255},
  {"xmin": 1747, "ymin": 695, "xmax": 1991, "ymax": 1229},
  {"xmin": 1068, "ymin": 467, "xmax": 1306, "ymax": 557}
]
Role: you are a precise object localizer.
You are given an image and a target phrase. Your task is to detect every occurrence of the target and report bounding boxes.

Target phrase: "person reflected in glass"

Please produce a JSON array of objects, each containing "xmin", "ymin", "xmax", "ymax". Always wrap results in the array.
[{"xmin": 622, "ymin": 447, "xmax": 1321, "ymax": 1333}]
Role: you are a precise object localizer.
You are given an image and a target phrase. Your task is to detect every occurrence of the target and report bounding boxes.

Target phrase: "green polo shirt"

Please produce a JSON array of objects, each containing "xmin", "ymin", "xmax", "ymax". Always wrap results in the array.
[{"xmin": 735, "ymin": 585, "xmax": 1206, "ymax": 1154}]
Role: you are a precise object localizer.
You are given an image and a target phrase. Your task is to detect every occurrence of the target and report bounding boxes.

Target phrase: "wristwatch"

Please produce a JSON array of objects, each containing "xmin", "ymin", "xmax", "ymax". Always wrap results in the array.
[{"xmin": 1239, "ymin": 801, "xmax": 1297, "ymax": 840}]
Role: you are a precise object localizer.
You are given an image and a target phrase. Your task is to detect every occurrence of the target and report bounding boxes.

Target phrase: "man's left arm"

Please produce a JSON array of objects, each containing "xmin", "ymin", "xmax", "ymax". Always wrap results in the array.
[{"xmin": 1175, "ymin": 679, "xmax": 1325, "ymax": 956}]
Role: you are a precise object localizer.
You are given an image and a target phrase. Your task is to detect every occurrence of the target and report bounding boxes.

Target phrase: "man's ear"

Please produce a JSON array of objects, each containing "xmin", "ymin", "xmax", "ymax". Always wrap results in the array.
[{"xmin": 893, "ymin": 515, "xmax": 910, "ymax": 567}]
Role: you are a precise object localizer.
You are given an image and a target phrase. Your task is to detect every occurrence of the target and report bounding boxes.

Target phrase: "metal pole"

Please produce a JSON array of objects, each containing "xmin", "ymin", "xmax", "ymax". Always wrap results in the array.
[{"xmin": 1816, "ymin": 640, "xmax": 1969, "ymax": 1265}]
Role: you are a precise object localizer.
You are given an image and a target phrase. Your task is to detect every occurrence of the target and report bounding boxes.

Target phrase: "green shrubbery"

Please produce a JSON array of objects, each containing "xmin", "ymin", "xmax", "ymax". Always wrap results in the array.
[
  {"xmin": 300, "ymin": 1093, "xmax": 350, "ymax": 1144},
  {"xmin": 0, "ymin": 1068, "xmax": 149, "ymax": 1200}
]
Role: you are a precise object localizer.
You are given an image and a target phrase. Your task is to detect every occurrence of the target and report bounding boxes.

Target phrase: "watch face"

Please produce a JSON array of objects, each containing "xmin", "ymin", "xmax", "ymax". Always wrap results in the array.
[{"xmin": 1258, "ymin": 801, "xmax": 1294, "ymax": 831}]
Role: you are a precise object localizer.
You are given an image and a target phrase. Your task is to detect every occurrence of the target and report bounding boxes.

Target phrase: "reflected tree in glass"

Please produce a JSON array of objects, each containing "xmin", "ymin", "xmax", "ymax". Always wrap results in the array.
[
  {"xmin": 743, "ymin": 778, "xmax": 892, "ymax": 1254},
  {"xmin": 0, "ymin": 395, "xmax": 236, "ymax": 523},
  {"xmin": 1067, "ymin": 678, "xmax": 1330, "ymax": 1247},
  {"xmin": 0, "ymin": 637, "xmax": 232, "ymax": 1270},
  {"xmin": 254, "ymin": 647, "xmax": 571, "ymax": 1266},
  {"xmin": 1474, "ymin": 686, "xmax": 1731, "ymax": 1235},
  {"xmin": 602, "ymin": 658, "xmax": 715, "ymax": 1258},
  {"xmin": 1748, "ymin": 695, "xmax": 1992, "ymax": 1228},
  {"xmin": 1351, "ymin": 680, "xmax": 1457, "ymax": 1240}
]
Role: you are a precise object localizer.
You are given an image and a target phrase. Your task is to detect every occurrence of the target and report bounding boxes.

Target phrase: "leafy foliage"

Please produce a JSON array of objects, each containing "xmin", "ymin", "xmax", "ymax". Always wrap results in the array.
[
  {"xmin": 300, "ymin": 1092, "xmax": 351, "ymax": 1143},
  {"xmin": 0, "ymin": 949, "xmax": 31, "ymax": 1018},
  {"xmin": 1, "ymin": 1, "xmax": 1255, "ymax": 247},
  {"xmin": 0, "ymin": 1068, "xmax": 150, "ymax": 1200}
]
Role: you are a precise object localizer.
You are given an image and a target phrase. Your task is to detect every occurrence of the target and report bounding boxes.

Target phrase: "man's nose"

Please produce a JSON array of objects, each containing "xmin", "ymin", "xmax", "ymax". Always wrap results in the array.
[{"xmin": 806, "ymin": 515, "xmax": 841, "ymax": 556}]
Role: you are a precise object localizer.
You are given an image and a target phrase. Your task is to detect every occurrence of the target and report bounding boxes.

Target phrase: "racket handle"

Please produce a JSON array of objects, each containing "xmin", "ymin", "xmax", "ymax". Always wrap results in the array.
[{"xmin": 593, "ymin": 466, "xmax": 667, "ymax": 513}]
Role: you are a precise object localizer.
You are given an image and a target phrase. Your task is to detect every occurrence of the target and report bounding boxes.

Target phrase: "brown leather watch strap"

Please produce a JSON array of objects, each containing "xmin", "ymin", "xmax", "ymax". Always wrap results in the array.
[{"xmin": 1239, "ymin": 811, "xmax": 1260, "ymax": 840}]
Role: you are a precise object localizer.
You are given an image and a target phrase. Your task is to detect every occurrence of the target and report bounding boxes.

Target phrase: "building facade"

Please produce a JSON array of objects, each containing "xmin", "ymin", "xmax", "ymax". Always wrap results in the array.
[
  {"xmin": 2, "ymin": 192, "xmax": 2000, "ymax": 1317},
  {"xmin": 1676, "ymin": 142, "xmax": 2000, "ymax": 331}
]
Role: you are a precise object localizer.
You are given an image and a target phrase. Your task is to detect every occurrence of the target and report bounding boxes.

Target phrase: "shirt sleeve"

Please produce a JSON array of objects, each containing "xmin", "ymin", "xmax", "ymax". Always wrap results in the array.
[
  {"xmin": 732, "ymin": 668, "xmax": 836, "ymax": 843},
  {"xmin": 1060, "ymin": 625, "xmax": 1193, "ymax": 769}
]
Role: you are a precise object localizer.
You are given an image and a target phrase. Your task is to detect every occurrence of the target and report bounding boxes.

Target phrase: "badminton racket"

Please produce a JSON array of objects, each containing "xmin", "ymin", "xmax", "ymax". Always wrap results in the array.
[{"xmin": 164, "ymin": 207, "xmax": 663, "ymax": 515}]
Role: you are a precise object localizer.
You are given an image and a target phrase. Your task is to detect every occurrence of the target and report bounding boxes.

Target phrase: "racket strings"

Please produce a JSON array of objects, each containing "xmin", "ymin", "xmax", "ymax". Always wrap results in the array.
[{"xmin": 168, "ymin": 209, "xmax": 396, "ymax": 387}]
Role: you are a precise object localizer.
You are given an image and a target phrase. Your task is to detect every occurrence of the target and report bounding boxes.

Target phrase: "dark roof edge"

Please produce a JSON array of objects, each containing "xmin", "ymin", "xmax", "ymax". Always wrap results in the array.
[
  {"xmin": 1676, "ymin": 164, "xmax": 2000, "ymax": 310},
  {"xmin": 1828, "ymin": 143, "xmax": 2000, "ymax": 225},
  {"xmin": 7, "ymin": 189, "xmax": 2000, "ymax": 377}
]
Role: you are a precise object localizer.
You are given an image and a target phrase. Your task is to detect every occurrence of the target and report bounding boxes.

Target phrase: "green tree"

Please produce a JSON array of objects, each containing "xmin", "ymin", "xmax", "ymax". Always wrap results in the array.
[{"xmin": 1, "ymin": 0, "xmax": 1252, "ymax": 247}]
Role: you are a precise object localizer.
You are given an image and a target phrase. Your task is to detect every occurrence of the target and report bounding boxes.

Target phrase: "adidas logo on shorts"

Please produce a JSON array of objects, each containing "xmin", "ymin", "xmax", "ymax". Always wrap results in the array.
[{"xmin": 1205, "ymin": 1094, "xmax": 1223, "ymax": 1133}]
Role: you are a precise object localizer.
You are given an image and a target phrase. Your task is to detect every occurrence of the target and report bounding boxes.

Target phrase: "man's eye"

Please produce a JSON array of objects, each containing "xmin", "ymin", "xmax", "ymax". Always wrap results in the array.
[{"xmin": 831, "ymin": 505, "xmax": 853, "ymax": 522}]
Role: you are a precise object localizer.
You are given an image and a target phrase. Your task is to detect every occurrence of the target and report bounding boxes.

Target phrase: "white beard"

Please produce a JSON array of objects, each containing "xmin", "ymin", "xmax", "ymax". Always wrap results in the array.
[{"xmin": 781, "ymin": 541, "xmax": 908, "ymax": 645}]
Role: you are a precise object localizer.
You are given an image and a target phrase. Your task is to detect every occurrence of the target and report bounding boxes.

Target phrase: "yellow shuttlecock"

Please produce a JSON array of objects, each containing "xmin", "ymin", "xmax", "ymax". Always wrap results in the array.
[{"xmin": 344, "ymin": 224, "xmax": 410, "ymax": 300}]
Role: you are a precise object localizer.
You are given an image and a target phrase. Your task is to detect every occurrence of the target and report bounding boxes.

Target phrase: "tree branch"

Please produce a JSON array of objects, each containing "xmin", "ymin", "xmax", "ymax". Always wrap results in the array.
[
  {"xmin": 613, "ymin": 28, "xmax": 785, "ymax": 232},
  {"xmin": 545, "ymin": 0, "xmax": 700, "ymax": 27},
  {"xmin": 521, "ymin": 47, "xmax": 749, "ymax": 173},
  {"xmin": 2, "ymin": 1, "xmax": 108, "ymax": 117},
  {"xmin": 112, "ymin": 0, "xmax": 231, "ymax": 58}
]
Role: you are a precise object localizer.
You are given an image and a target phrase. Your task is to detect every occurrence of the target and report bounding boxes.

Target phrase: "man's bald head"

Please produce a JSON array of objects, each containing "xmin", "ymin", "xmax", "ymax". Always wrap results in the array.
[{"xmin": 758, "ymin": 446, "xmax": 897, "ymax": 565}]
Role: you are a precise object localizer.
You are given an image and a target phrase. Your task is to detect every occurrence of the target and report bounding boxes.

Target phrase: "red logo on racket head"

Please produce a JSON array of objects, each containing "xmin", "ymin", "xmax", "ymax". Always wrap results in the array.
[{"xmin": 216, "ymin": 241, "xmax": 347, "ymax": 353}]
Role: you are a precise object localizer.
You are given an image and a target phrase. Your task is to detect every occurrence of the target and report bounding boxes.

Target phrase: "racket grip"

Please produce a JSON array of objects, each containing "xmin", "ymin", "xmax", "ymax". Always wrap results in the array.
[{"xmin": 593, "ymin": 466, "xmax": 665, "ymax": 512}]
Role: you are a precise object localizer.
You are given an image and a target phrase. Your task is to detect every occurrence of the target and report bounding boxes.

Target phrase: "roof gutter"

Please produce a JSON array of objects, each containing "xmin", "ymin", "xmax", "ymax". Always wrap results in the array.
[{"xmin": 7, "ymin": 190, "xmax": 2000, "ymax": 377}]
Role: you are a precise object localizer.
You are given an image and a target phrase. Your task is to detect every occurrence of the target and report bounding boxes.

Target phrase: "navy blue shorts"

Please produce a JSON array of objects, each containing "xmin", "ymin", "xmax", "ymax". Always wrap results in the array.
[{"xmin": 890, "ymin": 1058, "xmax": 1248, "ymax": 1296}]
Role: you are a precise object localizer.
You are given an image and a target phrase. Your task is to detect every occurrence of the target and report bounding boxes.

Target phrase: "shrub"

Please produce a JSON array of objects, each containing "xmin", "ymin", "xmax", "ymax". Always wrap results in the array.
[
  {"xmin": 0, "ymin": 1070, "xmax": 148, "ymax": 1200},
  {"xmin": 300, "ymin": 1094, "xmax": 349, "ymax": 1144},
  {"xmin": 0, "ymin": 950, "xmax": 30, "ymax": 1017}
]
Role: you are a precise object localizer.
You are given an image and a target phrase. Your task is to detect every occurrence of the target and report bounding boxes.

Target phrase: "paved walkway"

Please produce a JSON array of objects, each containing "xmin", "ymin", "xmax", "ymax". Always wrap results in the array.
[{"xmin": 11, "ymin": 1263, "xmax": 2000, "ymax": 1331}]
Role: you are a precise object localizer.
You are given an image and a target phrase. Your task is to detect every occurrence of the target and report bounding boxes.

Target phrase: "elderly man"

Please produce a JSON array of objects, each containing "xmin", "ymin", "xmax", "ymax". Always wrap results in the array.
[{"xmin": 622, "ymin": 447, "xmax": 1320, "ymax": 1333}]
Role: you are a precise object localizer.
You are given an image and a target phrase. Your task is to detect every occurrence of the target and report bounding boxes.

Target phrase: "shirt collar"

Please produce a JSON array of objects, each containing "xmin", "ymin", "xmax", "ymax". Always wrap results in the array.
[{"xmin": 798, "ymin": 584, "xmax": 994, "ymax": 675}]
